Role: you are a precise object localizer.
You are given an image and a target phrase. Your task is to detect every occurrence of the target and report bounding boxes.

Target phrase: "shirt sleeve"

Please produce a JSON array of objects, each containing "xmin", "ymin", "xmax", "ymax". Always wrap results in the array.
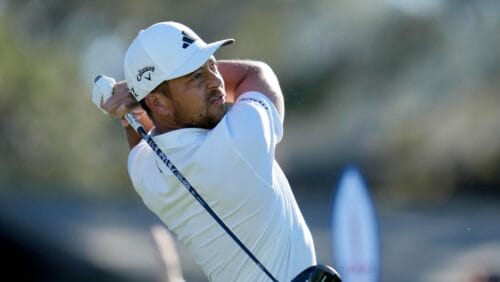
[
  {"xmin": 220, "ymin": 91, "xmax": 283, "ymax": 174},
  {"xmin": 127, "ymin": 140, "xmax": 168, "ymax": 212},
  {"xmin": 127, "ymin": 140, "xmax": 148, "ymax": 193}
]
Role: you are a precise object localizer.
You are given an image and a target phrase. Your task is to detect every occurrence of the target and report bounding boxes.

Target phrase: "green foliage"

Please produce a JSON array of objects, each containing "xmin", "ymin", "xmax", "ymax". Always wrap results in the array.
[{"xmin": 0, "ymin": 18, "xmax": 131, "ymax": 196}]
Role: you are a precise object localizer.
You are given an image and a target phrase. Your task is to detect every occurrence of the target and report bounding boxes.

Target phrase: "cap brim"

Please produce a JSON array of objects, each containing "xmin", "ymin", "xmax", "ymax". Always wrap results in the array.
[{"xmin": 168, "ymin": 38, "xmax": 234, "ymax": 80}]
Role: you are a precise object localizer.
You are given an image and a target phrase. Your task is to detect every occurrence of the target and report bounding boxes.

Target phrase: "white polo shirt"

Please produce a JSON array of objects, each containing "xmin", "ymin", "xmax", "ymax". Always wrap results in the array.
[{"xmin": 128, "ymin": 92, "xmax": 316, "ymax": 281}]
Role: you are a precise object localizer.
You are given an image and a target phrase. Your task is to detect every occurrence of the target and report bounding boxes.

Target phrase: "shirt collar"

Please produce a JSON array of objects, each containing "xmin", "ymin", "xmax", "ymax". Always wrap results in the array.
[{"xmin": 152, "ymin": 128, "xmax": 208, "ymax": 150}]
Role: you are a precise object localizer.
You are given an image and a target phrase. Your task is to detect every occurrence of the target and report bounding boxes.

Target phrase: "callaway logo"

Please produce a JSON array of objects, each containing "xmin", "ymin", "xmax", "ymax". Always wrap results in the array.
[
  {"xmin": 137, "ymin": 66, "xmax": 155, "ymax": 81},
  {"xmin": 182, "ymin": 30, "xmax": 196, "ymax": 49},
  {"xmin": 130, "ymin": 87, "xmax": 139, "ymax": 98}
]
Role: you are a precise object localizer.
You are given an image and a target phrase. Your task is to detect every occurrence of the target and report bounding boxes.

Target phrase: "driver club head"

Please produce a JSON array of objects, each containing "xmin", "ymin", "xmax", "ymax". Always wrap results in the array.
[{"xmin": 292, "ymin": 264, "xmax": 342, "ymax": 282}]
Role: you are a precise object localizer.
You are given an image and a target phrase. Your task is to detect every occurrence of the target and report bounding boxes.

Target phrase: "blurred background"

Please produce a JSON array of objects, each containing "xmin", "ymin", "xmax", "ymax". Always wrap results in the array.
[{"xmin": 0, "ymin": 0, "xmax": 499, "ymax": 281}]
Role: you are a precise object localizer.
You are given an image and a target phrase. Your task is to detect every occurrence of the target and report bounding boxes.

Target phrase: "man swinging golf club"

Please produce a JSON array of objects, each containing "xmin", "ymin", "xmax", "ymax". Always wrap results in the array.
[{"xmin": 93, "ymin": 21, "xmax": 341, "ymax": 282}]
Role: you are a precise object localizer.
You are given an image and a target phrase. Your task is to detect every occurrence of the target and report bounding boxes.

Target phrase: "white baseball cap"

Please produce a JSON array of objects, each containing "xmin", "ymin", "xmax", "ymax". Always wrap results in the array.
[{"xmin": 124, "ymin": 21, "xmax": 234, "ymax": 101}]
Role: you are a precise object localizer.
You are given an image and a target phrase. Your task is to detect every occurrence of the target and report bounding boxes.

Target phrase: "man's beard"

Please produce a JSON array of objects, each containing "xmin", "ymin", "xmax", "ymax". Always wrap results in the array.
[{"xmin": 178, "ymin": 104, "xmax": 226, "ymax": 130}]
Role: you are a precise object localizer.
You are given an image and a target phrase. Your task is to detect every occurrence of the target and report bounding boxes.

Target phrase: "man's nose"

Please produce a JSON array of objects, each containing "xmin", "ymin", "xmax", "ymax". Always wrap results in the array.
[{"xmin": 205, "ymin": 69, "xmax": 222, "ymax": 89}]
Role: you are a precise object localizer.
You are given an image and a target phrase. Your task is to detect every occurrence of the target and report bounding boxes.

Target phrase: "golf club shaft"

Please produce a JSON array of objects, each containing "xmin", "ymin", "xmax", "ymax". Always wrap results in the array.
[{"xmin": 124, "ymin": 113, "xmax": 278, "ymax": 282}]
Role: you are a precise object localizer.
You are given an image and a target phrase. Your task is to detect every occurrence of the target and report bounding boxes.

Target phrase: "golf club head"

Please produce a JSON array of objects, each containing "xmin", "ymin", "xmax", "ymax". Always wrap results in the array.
[{"xmin": 292, "ymin": 264, "xmax": 341, "ymax": 282}]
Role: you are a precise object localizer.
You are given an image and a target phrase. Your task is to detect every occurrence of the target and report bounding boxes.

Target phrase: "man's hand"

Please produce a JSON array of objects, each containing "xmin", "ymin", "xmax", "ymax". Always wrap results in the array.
[
  {"xmin": 92, "ymin": 75, "xmax": 153, "ymax": 149},
  {"xmin": 92, "ymin": 75, "xmax": 116, "ymax": 114},
  {"xmin": 102, "ymin": 80, "xmax": 145, "ymax": 127},
  {"xmin": 93, "ymin": 75, "xmax": 146, "ymax": 127}
]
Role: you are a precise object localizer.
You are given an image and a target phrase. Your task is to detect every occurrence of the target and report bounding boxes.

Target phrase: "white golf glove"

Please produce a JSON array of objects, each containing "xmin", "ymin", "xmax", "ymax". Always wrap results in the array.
[{"xmin": 92, "ymin": 75, "xmax": 116, "ymax": 114}]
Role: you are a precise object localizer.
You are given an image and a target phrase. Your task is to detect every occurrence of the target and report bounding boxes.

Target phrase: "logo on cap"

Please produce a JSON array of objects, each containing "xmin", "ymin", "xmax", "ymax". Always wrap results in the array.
[
  {"xmin": 182, "ymin": 30, "xmax": 196, "ymax": 49},
  {"xmin": 137, "ymin": 66, "xmax": 155, "ymax": 81},
  {"xmin": 130, "ymin": 87, "xmax": 139, "ymax": 98}
]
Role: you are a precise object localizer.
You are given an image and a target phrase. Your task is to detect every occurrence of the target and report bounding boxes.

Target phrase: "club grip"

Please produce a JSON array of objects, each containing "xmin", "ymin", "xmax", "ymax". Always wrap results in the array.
[{"xmin": 125, "ymin": 113, "xmax": 142, "ymax": 131}]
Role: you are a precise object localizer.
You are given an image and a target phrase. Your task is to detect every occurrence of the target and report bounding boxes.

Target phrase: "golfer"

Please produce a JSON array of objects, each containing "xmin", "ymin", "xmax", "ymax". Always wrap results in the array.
[{"xmin": 95, "ymin": 21, "xmax": 316, "ymax": 281}]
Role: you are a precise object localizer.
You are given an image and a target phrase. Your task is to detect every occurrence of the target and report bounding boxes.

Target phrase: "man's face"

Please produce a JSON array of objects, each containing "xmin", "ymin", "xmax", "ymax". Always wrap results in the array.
[{"xmin": 166, "ymin": 57, "xmax": 227, "ymax": 129}]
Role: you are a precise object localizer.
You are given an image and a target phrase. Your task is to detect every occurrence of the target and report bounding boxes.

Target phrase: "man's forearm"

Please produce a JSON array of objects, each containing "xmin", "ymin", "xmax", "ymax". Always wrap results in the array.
[
  {"xmin": 218, "ymin": 60, "xmax": 285, "ymax": 118},
  {"xmin": 124, "ymin": 125, "xmax": 143, "ymax": 150},
  {"xmin": 123, "ymin": 112, "xmax": 154, "ymax": 150}
]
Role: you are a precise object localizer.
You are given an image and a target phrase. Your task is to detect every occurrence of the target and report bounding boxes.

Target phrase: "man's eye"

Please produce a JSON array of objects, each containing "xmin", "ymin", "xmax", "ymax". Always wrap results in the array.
[{"xmin": 192, "ymin": 72, "xmax": 203, "ymax": 80}]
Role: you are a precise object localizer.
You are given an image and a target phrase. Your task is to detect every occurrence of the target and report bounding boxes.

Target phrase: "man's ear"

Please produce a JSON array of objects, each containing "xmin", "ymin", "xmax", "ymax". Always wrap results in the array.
[{"xmin": 144, "ymin": 92, "xmax": 172, "ymax": 116}]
